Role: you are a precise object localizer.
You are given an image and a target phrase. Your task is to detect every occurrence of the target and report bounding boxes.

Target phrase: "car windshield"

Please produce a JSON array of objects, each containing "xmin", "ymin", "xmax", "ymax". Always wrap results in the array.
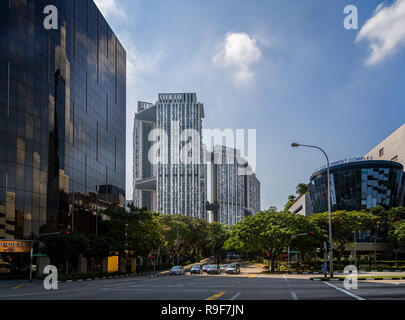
[
  {"xmin": 209, "ymin": 265, "xmax": 217, "ymax": 268},
  {"xmin": 227, "ymin": 265, "xmax": 235, "ymax": 268},
  {"xmin": 192, "ymin": 266, "xmax": 200, "ymax": 269},
  {"xmin": 172, "ymin": 266, "xmax": 181, "ymax": 269}
]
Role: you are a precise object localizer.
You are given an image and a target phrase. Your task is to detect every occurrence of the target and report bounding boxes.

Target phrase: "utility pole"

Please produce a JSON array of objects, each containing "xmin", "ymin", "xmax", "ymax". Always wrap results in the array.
[
  {"xmin": 323, "ymin": 241, "xmax": 328, "ymax": 278},
  {"xmin": 291, "ymin": 143, "xmax": 334, "ymax": 277},
  {"xmin": 176, "ymin": 222, "xmax": 179, "ymax": 266}
]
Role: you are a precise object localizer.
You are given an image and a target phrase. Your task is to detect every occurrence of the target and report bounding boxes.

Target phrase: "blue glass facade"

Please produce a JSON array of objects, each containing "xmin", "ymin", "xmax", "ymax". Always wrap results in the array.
[
  {"xmin": 0, "ymin": 0, "xmax": 126, "ymax": 240},
  {"xmin": 309, "ymin": 161, "xmax": 404, "ymax": 214}
]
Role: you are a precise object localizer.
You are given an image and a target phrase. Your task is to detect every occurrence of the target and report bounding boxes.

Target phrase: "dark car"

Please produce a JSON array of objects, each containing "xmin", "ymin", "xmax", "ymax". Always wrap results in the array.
[
  {"xmin": 206, "ymin": 265, "xmax": 221, "ymax": 275},
  {"xmin": 190, "ymin": 265, "xmax": 203, "ymax": 274}
]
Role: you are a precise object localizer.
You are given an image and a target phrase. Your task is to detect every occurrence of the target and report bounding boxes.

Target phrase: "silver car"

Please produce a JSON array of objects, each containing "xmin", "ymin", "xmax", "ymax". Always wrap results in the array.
[
  {"xmin": 170, "ymin": 266, "xmax": 185, "ymax": 275},
  {"xmin": 202, "ymin": 265, "xmax": 210, "ymax": 273}
]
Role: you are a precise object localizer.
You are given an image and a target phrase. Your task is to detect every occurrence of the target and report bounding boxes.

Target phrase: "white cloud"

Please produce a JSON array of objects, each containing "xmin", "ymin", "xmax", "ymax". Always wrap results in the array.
[
  {"xmin": 213, "ymin": 32, "xmax": 262, "ymax": 84},
  {"xmin": 93, "ymin": 0, "xmax": 125, "ymax": 20},
  {"xmin": 356, "ymin": 0, "xmax": 405, "ymax": 66}
]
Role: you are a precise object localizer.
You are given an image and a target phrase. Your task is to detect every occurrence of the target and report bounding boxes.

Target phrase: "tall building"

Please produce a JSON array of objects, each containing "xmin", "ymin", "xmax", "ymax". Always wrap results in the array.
[
  {"xmin": 365, "ymin": 124, "xmax": 405, "ymax": 168},
  {"xmin": 245, "ymin": 173, "xmax": 261, "ymax": 214},
  {"xmin": 134, "ymin": 93, "xmax": 206, "ymax": 219},
  {"xmin": 365, "ymin": 124, "xmax": 405, "ymax": 206},
  {"xmin": 0, "ymin": 0, "xmax": 126, "ymax": 241},
  {"xmin": 209, "ymin": 145, "xmax": 261, "ymax": 225},
  {"xmin": 309, "ymin": 161, "xmax": 404, "ymax": 213}
]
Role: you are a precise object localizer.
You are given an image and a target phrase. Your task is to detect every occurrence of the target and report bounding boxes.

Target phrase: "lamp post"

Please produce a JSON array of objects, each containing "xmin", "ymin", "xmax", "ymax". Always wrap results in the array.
[{"xmin": 291, "ymin": 143, "xmax": 334, "ymax": 277}]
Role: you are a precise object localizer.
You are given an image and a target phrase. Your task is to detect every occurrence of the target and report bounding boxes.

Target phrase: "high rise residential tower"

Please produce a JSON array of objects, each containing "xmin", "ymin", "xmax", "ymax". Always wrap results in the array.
[
  {"xmin": 209, "ymin": 145, "xmax": 261, "ymax": 226},
  {"xmin": 133, "ymin": 93, "xmax": 206, "ymax": 219}
]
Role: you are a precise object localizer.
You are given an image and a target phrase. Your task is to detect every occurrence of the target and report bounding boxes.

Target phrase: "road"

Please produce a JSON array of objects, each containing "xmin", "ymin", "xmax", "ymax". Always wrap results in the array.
[{"xmin": 0, "ymin": 273, "xmax": 404, "ymax": 300}]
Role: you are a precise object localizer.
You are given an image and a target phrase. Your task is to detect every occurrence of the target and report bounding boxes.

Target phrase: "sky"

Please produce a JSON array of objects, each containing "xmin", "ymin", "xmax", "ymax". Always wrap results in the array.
[{"xmin": 94, "ymin": 0, "xmax": 405, "ymax": 211}]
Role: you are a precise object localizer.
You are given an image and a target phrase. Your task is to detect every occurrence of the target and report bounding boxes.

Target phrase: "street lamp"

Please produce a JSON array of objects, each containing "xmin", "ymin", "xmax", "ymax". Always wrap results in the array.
[{"xmin": 291, "ymin": 142, "xmax": 334, "ymax": 277}]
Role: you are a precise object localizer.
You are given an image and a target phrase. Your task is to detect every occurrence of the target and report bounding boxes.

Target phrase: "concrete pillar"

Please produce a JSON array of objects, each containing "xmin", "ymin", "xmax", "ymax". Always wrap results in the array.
[
  {"xmin": 102, "ymin": 258, "xmax": 108, "ymax": 273},
  {"xmin": 78, "ymin": 255, "xmax": 87, "ymax": 273},
  {"xmin": 36, "ymin": 257, "xmax": 51, "ymax": 277}
]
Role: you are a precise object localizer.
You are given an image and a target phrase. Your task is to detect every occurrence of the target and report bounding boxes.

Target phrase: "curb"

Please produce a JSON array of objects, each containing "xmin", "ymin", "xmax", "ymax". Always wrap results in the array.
[
  {"xmin": 310, "ymin": 277, "xmax": 405, "ymax": 281},
  {"xmin": 58, "ymin": 270, "xmax": 174, "ymax": 283}
]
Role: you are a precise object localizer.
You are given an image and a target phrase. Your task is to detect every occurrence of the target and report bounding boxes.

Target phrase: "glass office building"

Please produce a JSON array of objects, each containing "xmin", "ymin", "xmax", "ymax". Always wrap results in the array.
[
  {"xmin": 309, "ymin": 161, "xmax": 404, "ymax": 213},
  {"xmin": 0, "ymin": 0, "xmax": 126, "ymax": 243}
]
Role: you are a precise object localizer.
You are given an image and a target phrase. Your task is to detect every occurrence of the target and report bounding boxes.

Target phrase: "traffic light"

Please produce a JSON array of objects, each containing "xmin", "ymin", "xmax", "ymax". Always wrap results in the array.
[{"xmin": 151, "ymin": 254, "xmax": 155, "ymax": 260}]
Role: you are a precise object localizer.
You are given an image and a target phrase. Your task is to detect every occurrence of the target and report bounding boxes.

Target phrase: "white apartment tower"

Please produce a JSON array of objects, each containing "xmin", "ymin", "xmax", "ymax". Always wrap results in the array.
[
  {"xmin": 133, "ymin": 94, "xmax": 207, "ymax": 219},
  {"xmin": 210, "ymin": 146, "xmax": 261, "ymax": 226}
]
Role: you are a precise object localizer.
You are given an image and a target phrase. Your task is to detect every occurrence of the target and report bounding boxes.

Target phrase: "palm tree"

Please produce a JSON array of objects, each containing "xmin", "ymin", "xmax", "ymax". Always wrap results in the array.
[
  {"xmin": 288, "ymin": 195, "xmax": 296, "ymax": 202},
  {"xmin": 296, "ymin": 183, "xmax": 308, "ymax": 196}
]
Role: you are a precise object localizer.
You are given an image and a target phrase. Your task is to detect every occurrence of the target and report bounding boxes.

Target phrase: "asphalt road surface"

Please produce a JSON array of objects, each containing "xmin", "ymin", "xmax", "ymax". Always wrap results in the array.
[{"xmin": 0, "ymin": 273, "xmax": 404, "ymax": 300}]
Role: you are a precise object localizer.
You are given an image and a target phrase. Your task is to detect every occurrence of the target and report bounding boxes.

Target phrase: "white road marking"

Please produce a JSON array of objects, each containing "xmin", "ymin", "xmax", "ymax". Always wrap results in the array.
[
  {"xmin": 323, "ymin": 282, "xmax": 366, "ymax": 300},
  {"xmin": 229, "ymin": 292, "xmax": 242, "ymax": 300},
  {"xmin": 283, "ymin": 275, "xmax": 299, "ymax": 300}
]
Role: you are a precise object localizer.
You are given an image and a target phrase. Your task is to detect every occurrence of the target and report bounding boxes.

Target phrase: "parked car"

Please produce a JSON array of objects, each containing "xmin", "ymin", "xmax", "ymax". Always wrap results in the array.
[
  {"xmin": 170, "ymin": 266, "xmax": 185, "ymax": 275},
  {"xmin": 225, "ymin": 263, "xmax": 241, "ymax": 275},
  {"xmin": 206, "ymin": 265, "xmax": 221, "ymax": 275},
  {"xmin": 202, "ymin": 265, "xmax": 210, "ymax": 273},
  {"xmin": 190, "ymin": 265, "xmax": 203, "ymax": 275},
  {"xmin": 220, "ymin": 264, "xmax": 227, "ymax": 272}
]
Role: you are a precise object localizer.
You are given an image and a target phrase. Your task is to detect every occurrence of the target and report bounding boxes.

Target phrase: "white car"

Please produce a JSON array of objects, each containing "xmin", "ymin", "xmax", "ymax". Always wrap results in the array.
[{"xmin": 170, "ymin": 266, "xmax": 185, "ymax": 275}]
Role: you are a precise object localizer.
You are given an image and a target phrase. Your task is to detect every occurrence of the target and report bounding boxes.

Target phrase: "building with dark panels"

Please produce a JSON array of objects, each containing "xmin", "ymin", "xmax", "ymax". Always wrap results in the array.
[
  {"xmin": 309, "ymin": 160, "xmax": 404, "ymax": 214},
  {"xmin": 0, "ymin": 0, "xmax": 126, "ymax": 246}
]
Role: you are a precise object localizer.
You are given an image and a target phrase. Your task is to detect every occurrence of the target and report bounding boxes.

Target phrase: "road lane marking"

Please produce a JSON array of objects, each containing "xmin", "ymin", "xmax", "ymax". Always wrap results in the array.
[
  {"xmin": 283, "ymin": 275, "xmax": 299, "ymax": 300},
  {"xmin": 248, "ymin": 275, "xmax": 256, "ymax": 278},
  {"xmin": 12, "ymin": 285, "xmax": 22, "ymax": 290},
  {"xmin": 229, "ymin": 292, "xmax": 242, "ymax": 300},
  {"xmin": 290, "ymin": 291, "xmax": 298, "ymax": 300},
  {"xmin": 323, "ymin": 282, "xmax": 366, "ymax": 300},
  {"xmin": 205, "ymin": 291, "xmax": 226, "ymax": 300}
]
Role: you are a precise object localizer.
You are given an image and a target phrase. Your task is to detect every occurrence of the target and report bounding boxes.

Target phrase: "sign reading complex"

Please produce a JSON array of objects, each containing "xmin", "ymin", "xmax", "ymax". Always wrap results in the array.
[
  {"xmin": 0, "ymin": 241, "xmax": 31, "ymax": 253},
  {"xmin": 314, "ymin": 156, "xmax": 374, "ymax": 174}
]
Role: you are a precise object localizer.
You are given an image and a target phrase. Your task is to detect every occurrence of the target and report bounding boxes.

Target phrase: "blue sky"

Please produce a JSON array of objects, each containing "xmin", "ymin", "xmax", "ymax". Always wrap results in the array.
[{"xmin": 94, "ymin": 0, "xmax": 405, "ymax": 211}]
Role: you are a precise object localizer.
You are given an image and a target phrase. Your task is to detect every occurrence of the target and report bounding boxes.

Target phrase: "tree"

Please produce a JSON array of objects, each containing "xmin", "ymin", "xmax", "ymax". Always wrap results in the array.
[
  {"xmin": 206, "ymin": 222, "xmax": 228, "ymax": 265},
  {"xmin": 268, "ymin": 206, "xmax": 278, "ymax": 213},
  {"xmin": 284, "ymin": 195, "xmax": 297, "ymax": 211},
  {"xmin": 388, "ymin": 220, "xmax": 405, "ymax": 267},
  {"xmin": 296, "ymin": 183, "xmax": 308, "ymax": 196},
  {"xmin": 126, "ymin": 204, "xmax": 162, "ymax": 268},
  {"xmin": 44, "ymin": 233, "xmax": 88, "ymax": 275},
  {"xmin": 387, "ymin": 207, "xmax": 405, "ymax": 224},
  {"xmin": 83, "ymin": 235, "xmax": 120, "ymax": 272},
  {"xmin": 226, "ymin": 211, "xmax": 316, "ymax": 272},
  {"xmin": 310, "ymin": 211, "xmax": 372, "ymax": 263},
  {"xmin": 159, "ymin": 214, "xmax": 191, "ymax": 265},
  {"xmin": 102, "ymin": 205, "xmax": 129, "ymax": 271}
]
